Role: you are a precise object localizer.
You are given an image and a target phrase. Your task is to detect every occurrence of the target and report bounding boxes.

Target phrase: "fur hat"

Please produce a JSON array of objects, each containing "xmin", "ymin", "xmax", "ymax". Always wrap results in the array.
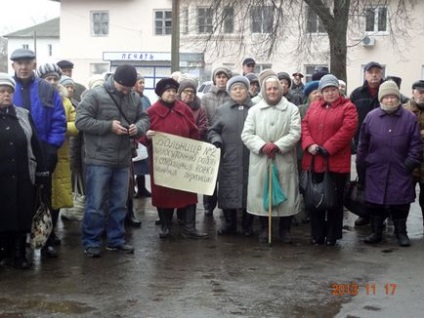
[
  {"xmin": 178, "ymin": 78, "xmax": 198, "ymax": 95},
  {"xmin": 212, "ymin": 67, "xmax": 232, "ymax": 83},
  {"xmin": 258, "ymin": 69, "xmax": 277, "ymax": 88},
  {"xmin": 277, "ymin": 72, "xmax": 292, "ymax": 87},
  {"xmin": 0, "ymin": 72, "xmax": 16, "ymax": 91},
  {"xmin": 59, "ymin": 75, "xmax": 75, "ymax": 87},
  {"xmin": 378, "ymin": 80, "xmax": 400, "ymax": 102},
  {"xmin": 57, "ymin": 60, "xmax": 74, "ymax": 69},
  {"xmin": 226, "ymin": 75, "xmax": 250, "ymax": 92},
  {"xmin": 113, "ymin": 64, "xmax": 138, "ymax": 87},
  {"xmin": 319, "ymin": 74, "xmax": 339, "ymax": 91},
  {"xmin": 155, "ymin": 78, "xmax": 179, "ymax": 97},
  {"xmin": 37, "ymin": 63, "xmax": 62, "ymax": 79},
  {"xmin": 303, "ymin": 80, "xmax": 320, "ymax": 97}
]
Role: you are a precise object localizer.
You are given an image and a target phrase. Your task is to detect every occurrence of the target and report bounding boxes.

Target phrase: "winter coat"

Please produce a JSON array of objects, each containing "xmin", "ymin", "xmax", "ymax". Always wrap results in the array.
[
  {"xmin": 0, "ymin": 106, "xmax": 46, "ymax": 232},
  {"xmin": 13, "ymin": 74, "xmax": 66, "ymax": 148},
  {"xmin": 301, "ymin": 97, "xmax": 358, "ymax": 173},
  {"xmin": 290, "ymin": 83, "xmax": 306, "ymax": 106},
  {"xmin": 349, "ymin": 80, "xmax": 382, "ymax": 149},
  {"xmin": 241, "ymin": 97, "xmax": 301, "ymax": 217},
  {"xmin": 140, "ymin": 99, "xmax": 199, "ymax": 208},
  {"xmin": 75, "ymin": 76, "xmax": 150, "ymax": 168},
  {"xmin": 51, "ymin": 94, "xmax": 78, "ymax": 210},
  {"xmin": 208, "ymin": 98, "xmax": 253, "ymax": 209},
  {"xmin": 201, "ymin": 85, "xmax": 231, "ymax": 126},
  {"xmin": 356, "ymin": 106, "xmax": 422, "ymax": 205},
  {"xmin": 403, "ymin": 99, "xmax": 424, "ymax": 183},
  {"xmin": 179, "ymin": 96, "xmax": 208, "ymax": 141}
]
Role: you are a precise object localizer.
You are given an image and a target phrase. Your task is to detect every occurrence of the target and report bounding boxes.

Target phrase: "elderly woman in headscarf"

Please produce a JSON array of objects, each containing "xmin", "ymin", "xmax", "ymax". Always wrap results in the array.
[
  {"xmin": 208, "ymin": 76, "xmax": 254, "ymax": 236},
  {"xmin": 140, "ymin": 78, "xmax": 208, "ymax": 240},
  {"xmin": 37, "ymin": 63, "xmax": 78, "ymax": 257},
  {"xmin": 241, "ymin": 70, "xmax": 301, "ymax": 243},
  {"xmin": 0, "ymin": 73, "xmax": 47, "ymax": 269},
  {"xmin": 357, "ymin": 80, "xmax": 422, "ymax": 247}
]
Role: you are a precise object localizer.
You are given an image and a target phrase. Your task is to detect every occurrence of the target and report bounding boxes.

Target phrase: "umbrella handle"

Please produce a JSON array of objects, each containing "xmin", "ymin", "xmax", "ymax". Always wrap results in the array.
[{"xmin": 268, "ymin": 161, "xmax": 272, "ymax": 245}]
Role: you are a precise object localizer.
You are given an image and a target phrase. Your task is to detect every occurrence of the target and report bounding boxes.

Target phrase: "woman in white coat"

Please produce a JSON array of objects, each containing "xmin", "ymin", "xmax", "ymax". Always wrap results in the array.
[{"xmin": 241, "ymin": 72, "xmax": 301, "ymax": 243}]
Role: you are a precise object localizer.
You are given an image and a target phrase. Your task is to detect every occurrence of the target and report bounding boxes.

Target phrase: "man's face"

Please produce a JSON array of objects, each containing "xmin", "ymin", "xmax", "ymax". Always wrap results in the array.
[
  {"xmin": 412, "ymin": 89, "xmax": 424, "ymax": 105},
  {"xmin": 243, "ymin": 63, "xmax": 255, "ymax": 74},
  {"xmin": 44, "ymin": 75, "xmax": 59, "ymax": 88},
  {"xmin": 365, "ymin": 67, "xmax": 383, "ymax": 87},
  {"xmin": 293, "ymin": 75, "xmax": 302, "ymax": 85},
  {"xmin": 61, "ymin": 67, "xmax": 73, "ymax": 77},
  {"xmin": 12, "ymin": 59, "xmax": 36, "ymax": 79},
  {"xmin": 114, "ymin": 81, "xmax": 133, "ymax": 95},
  {"xmin": 215, "ymin": 73, "xmax": 228, "ymax": 89}
]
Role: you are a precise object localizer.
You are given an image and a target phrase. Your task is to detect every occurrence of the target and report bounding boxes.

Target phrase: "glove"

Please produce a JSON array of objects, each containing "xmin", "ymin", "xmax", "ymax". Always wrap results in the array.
[
  {"xmin": 212, "ymin": 142, "xmax": 222, "ymax": 149},
  {"xmin": 262, "ymin": 143, "xmax": 279, "ymax": 159},
  {"xmin": 317, "ymin": 146, "xmax": 329, "ymax": 158}
]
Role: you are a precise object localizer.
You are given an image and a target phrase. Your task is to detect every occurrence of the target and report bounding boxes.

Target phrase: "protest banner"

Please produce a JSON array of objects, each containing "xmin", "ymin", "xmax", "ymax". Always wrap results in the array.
[{"xmin": 152, "ymin": 132, "xmax": 220, "ymax": 195}]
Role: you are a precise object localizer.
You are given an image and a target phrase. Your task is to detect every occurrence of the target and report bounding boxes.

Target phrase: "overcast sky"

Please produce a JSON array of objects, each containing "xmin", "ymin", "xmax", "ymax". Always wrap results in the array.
[{"xmin": 0, "ymin": 0, "xmax": 60, "ymax": 36}]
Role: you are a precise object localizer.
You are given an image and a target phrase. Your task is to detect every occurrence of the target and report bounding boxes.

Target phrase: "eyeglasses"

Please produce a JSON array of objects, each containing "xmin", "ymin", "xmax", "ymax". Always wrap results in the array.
[{"xmin": 182, "ymin": 89, "xmax": 195, "ymax": 95}]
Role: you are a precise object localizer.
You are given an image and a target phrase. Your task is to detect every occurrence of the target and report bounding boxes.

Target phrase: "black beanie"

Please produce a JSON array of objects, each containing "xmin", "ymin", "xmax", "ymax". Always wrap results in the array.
[
  {"xmin": 277, "ymin": 72, "xmax": 292, "ymax": 88},
  {"xmin": 155, "ymin": 78, "xmax": 179, "ymax": 97},
  {"xmin": 113, "ymin": 64, "xmax": 138, "ymax": 87}
]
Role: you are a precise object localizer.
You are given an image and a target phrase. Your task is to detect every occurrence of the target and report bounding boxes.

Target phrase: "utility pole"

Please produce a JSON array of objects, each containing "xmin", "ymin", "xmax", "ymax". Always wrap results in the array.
[{"xmin": 171, "ymin": 0, "xmax": 180, "ymax": 72}]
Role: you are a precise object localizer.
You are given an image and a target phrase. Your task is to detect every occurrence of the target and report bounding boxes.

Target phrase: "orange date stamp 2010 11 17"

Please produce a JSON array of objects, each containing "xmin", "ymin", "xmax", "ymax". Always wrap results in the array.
[{"xmin": 331, "ymin": 283, "xmax": 397, "ymax": 296}]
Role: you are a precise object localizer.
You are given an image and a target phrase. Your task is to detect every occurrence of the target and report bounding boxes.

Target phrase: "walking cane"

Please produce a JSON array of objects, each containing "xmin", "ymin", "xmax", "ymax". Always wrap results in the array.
[{"xmin": 268, "ymin": 161, "xmax": 272, "ymax": 245}]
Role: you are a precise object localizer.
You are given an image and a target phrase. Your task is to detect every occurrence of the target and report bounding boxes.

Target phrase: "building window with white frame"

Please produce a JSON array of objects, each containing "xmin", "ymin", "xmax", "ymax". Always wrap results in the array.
[
  {"xmin": 251, "ymin": 6, "xmax": 274, "ymax": 34},
  {"xmin": 306, "ymin": 7, "xmax": 326, "ymax": 34},
  {"xmin": 155, "ymin": 10, "xmax": 172, "ymax": 35},
  {"xmin": 365, "ymin": 6, "xmax": 387, "ymax": 33},
  {"xmin": 197, "ymin": 7, "xmax": 213, "ymax": 34},
  {"xmin": 90, "ymin": 63, "xmax": 109, "ymax": 76},
  {"xmin": 181, "ymin": 7, "xmax": 189, "ymax": 35},
  {"xmin": 223, "ymin": 6, "xmax": 234, "ymax": 34},
  {"xmin": 91, "ymin": 11, "xmax": 109, "ymax": 36}
]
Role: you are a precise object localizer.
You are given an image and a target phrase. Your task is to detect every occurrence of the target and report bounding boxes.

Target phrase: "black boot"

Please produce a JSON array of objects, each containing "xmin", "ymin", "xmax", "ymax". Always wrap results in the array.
[
  {"xmin": 159, "ymin": 208, "xmax": 173, "ymax": 239},
  {"xmin": 182, "ymin": 205, "xmax": 208, "ymax": 239},
  {"xmin": 125, "ymin": 198, "xmax": 142, "ymax": 227},
  {"xmin": 218, "ymin": 209, "xmax": 237, "ymax": 235},
  {"xmin": 258, "ymin": 217, "xmax": 268, "ymax": 243},
  {"xmin": 364, "ymin": 215, "xmax": 384, "ymax": 244},
  {"xmin": 13, "ymin": 234, "xmax": 31, "ymax": 269},
  {"xmin": 279, "ymin": 216, "xmax": 293, "ymax": 244},
  {"xmin": 136, "ymin": 176, "xmax": 151, "ymax": 198},
  {"xmin": 393, "ymin": 219, "xmax": 411, "ymax": 247},
  {"xmin": 241, "ymin": 210, "xmax": 254, "ymax": 237}
]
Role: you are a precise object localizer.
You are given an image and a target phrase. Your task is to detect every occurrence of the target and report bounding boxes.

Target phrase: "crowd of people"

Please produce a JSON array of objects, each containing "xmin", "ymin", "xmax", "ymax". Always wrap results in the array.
[{"xmin": 1, "ymin": 50, "xmax": 424, "ymax": 269}]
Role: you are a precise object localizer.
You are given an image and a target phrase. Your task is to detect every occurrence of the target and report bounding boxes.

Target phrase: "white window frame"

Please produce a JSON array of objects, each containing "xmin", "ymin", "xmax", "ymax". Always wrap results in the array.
[
  {"xmin": 251, "ymin": 6, "xmax": 274, "ymax": 34},
  {"xmin": 91, "ymin": 11, "xmax": 109, "ymax": 37},
  {"xmin": 223, "ymin": 6, "xmax": 234, "ymax": 34},
  {"xmin": 181, "ymin": 7, "xmax": 189, "ymax": 35},
  {"xmin": 365, "ymin": 6, "xmax": 388, "ymax": 34},
  {"xmin": 154, "ymin": 10, "xmax": 172, "ymax": 35},
  {"xmin": 197, "ymin": 7, "xmax": 213, "ymax": 34}
]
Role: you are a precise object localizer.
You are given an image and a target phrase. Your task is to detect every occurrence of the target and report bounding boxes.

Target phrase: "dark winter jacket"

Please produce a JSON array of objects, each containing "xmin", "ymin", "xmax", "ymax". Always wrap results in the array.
[{"xmin": 356, "ymin": 106, "xmax": 422, "ymax": 205}]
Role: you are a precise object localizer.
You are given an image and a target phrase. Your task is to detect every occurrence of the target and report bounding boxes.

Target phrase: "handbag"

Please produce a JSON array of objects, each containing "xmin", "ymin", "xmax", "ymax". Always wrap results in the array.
[
  {"xmin": 30, "ymin": 193, "xmax": 53, "ymax": 249},
  {"xmin": 344, "ymin": 179, "xmax": 367, "ymax": 218},
  {"xmin": 303, "ymin": 156, "xmax": 336, "ymax": 211},
  {"xmin": 60, "ymin": 172, "xmax": 86, "ymax": 221}
]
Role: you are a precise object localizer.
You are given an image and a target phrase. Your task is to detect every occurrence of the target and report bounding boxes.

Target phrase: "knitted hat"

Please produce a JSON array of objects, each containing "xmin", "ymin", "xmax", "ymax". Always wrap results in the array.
[
  {"xmin": 277, "ymin": 72, "xmax": 292, "ymax": 87},
  {"xmin": 303, "ymin": 80, "xmax": 320, "ymax": 97},
  {"xmin": 155, "ymin": 77, "xmax": 179, "ymax": 97},
  {"xmin": 10, "ymin": 48, "xmax": 36, "ymax": 61},
  {"xmin": 212, "ymin": 67, "xmax": 232, "ymax": 83},
  {"xmin": 226, "ymin": 75, "xmax": 250, "ymax": 92},
  {"xmin": 37, "ymin": 63, "xmax": 62, "ymax": 79},
  {"xmin": 258, "ymin": 69, "xmax": 277, "ymax": 88},
  {"xmin": 113, "ymin": 64, "xmax": 138, "ymax": 87},
  {"xmin": 378, "ymin": 80, "xmax": 400, "ymax": 102},
  {"xmin": 57, "ymin": 60, "xmax": 74, "ymax": 69},
  {"xmin": 0, "ymin": 72, "xmax": 16, "ymax": 91},
  {"xmin": 59, "ymin": 75, "xmax": 75, "ymax": 87},
  {"xmin": 178, "ymin": 78, "xmax": 198, "ymax": 95},
  {"xmin": 318, "ymin": 74, "xmax": 339, "ymax": 91}
]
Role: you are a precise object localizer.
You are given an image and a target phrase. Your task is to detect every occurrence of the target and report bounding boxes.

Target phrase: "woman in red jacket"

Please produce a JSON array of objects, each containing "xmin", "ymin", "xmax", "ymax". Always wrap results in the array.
[
  {"xmin": 301, "ymin": 74, "xmax": 358, "ymax": 246},
  {"xmin": 140, "ymin": 78, "xmax": 208, "ymax": 240}
]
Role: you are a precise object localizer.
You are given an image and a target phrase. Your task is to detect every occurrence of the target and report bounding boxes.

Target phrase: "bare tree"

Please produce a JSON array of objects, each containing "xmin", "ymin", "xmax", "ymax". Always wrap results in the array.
[{"xmin": 180, "ymin": 0, "xmax": 417, "ymax": 81}]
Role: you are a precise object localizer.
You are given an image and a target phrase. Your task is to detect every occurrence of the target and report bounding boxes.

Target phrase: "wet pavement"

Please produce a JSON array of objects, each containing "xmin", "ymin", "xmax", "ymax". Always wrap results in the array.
[{"xmin": 1, "ymin": 189, "xmax": 424, "ymax": 317}]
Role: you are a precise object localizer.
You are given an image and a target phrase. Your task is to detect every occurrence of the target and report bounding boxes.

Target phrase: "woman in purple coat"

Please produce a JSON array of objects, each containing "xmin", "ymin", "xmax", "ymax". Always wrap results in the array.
[{"xmin": 356, "ymin": 81, "xmax": 422, "ymax": 246}]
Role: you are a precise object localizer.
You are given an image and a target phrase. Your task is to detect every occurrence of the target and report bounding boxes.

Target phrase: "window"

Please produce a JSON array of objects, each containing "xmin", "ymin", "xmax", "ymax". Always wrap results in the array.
[
  {"xmin": 251, "ymin": 6, "xmax": 273, "ymax": 34},
  {"xmin": 22, "ymin": 44, "xmax": 29, "ymax": 49},
  {"xmin": 365, "ymin": 6, "xmax": 387, "ymax": 32},
  {"xmin": 91, "ymin": 11, "xmax": 109, "ymax": 36},
  {"xmin": 305, "ymin": 64, "xmax": 328, "ymax": 82},
  {"xmin": 197, "ymin": 8, "xmax": 213, "ymax": 33},
  {"xmin": 306, "ymin": 7, "xmax": 326, "ymax": 33},
  {"xmin": 181, "ymin": 7, "xmax": 189, "ymax": 35},
  {"xmin": 223, "ymin": 6, "xmax": 234, "ymax": 34},
  {"xmin": 155, "ymin": 10, "xmax": 172, "ymax": 35},
  {"xmin": 256, "ymin": 64, "xmax": 272, "ymax": 74},
  {"xmin": 48, "ymin": 44, "xmax": 52, "ymax": 56}
]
